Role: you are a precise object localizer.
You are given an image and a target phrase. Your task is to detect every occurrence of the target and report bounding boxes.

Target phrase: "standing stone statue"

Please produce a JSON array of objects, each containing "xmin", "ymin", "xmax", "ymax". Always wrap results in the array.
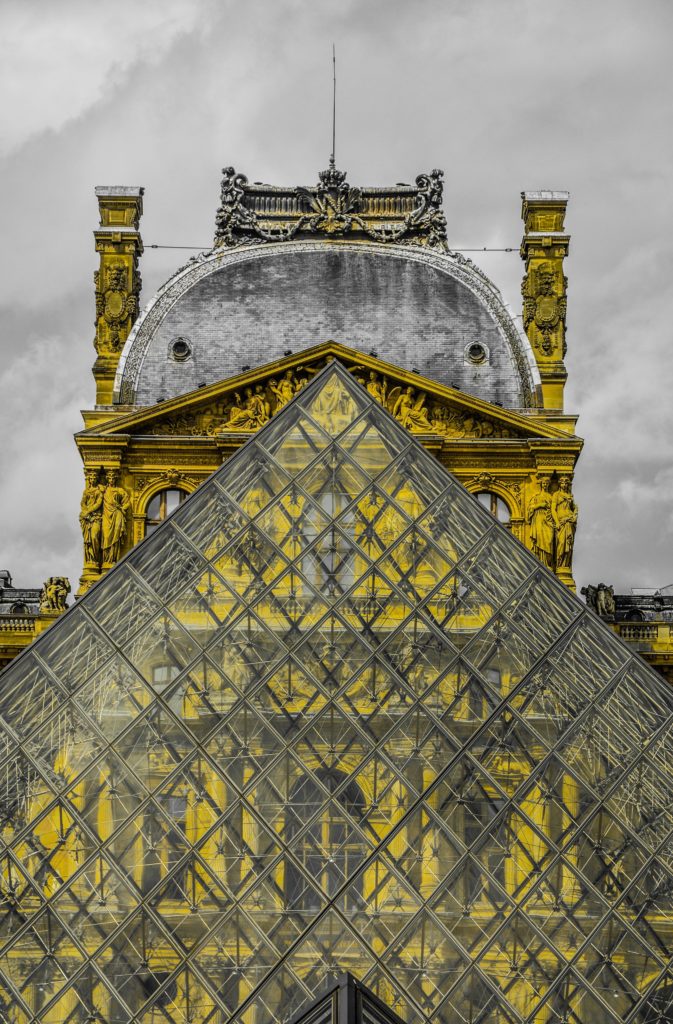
[
  {"xmin": 527, "ymin": 475, "xmax": 555, "ymax": 570},
  {"xmin": 552, "ymin": 475, "xmax": 578, "ymax": 572},
  {"xmin": 596, "ymin": 583, "xmax": 615, "ymax": 617},
  {"xmin": 79, "ymin": 468, "xmax": 105, "ymax": 568},
  {"xmin": 40, "ymin": 577, "xmax": 71, "ymax": 612},
  {"xmin": 366, "ymin": 371, "xmax": 387, "ymax": 405},
  {"xmin": 102, "ymin": 469, "xmax": 131, "ymax": 566},
  {"xmin": 268, "ymin": 370, "xmax": 296, "ymax": 412}
]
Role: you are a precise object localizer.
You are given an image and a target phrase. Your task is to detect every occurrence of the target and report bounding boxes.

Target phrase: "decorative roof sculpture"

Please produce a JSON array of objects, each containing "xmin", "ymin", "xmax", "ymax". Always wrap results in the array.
[
  {"xmin": 214, "ymin": 164, "xmax": 449, "ymax": 250},
  {"xmin": 0, "ymin": 364, "xmax": 663, "ymax": 1023}
]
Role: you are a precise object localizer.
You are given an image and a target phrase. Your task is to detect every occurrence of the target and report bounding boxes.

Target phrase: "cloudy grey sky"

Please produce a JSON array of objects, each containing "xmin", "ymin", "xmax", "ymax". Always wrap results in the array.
[{"xmin": 1, "ymin": 0, "xmax": 672, "ymax": 596}]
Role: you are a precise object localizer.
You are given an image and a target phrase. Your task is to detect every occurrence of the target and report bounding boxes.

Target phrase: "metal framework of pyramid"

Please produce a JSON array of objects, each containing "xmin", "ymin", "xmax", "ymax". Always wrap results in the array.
[
  {"xmin": 2, "ymin": 362, "xmax": 673, "ymax": 1024},
  {"xmin": 284, "ymin": 972, "xmax": 407, "ymax": 1024}
]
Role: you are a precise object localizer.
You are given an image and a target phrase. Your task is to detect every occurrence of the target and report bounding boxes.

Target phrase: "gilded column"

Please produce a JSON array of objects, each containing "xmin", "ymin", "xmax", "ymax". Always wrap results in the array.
[
  {"xmin": 93, "ymin": 186, "xmax": 144, "ymax": 406},
  {"xmin": 520, "ymin": 191, "xmax": 569, "ymax": 412}
]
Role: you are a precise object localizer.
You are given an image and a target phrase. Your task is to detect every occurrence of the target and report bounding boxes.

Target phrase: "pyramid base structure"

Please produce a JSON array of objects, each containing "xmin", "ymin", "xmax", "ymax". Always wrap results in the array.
[
  {"xmin": 1, "ymin": 363, "xmax": 673, "ymax": 1023},
  {"xmin": 284, "ymin": 973, "xmax": 407, "ymax": 1024}
]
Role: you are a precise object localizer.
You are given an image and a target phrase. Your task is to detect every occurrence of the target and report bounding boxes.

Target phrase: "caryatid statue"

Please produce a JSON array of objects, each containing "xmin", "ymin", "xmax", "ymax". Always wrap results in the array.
[
  {"xmin": 527, "ymin": 475, "xmax": 555, "ymax": 570},
  {"xmin": 79, "ymin": 468, "xmax": 105, "ymax": 568},
  {"xmin": 552, "ymin": 475, "xmax": 578, "ymax": 572},
  {"xmin": 102, "ymin": 469, "xmax": 131, "ymax": 566}
]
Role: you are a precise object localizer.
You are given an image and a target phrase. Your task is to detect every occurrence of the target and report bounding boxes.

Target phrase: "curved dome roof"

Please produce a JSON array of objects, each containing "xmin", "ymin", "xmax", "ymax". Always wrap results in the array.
[{"xmin": 115, "ymin": 241, "xmax": 540, "ymax": 409}]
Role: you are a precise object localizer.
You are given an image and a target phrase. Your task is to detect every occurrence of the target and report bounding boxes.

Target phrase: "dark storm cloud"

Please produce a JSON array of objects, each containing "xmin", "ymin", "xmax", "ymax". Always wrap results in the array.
[{"xmin": 1, "ymin": 0, "xmax": 672, "ymax": 592}]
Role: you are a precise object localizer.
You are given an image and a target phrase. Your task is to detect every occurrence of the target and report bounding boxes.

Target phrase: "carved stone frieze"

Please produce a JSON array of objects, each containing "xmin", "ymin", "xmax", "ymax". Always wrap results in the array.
[
  {"xmin": 139, "ymin": 360, "xmax": 533, "ymax": 445},
  {"xmin": 148, "ymin": 412, "xmax": 202, "ymax": 436},
  {"xmin": 508, "ymin": 480, "xmax": 524, "ymax": 506}
]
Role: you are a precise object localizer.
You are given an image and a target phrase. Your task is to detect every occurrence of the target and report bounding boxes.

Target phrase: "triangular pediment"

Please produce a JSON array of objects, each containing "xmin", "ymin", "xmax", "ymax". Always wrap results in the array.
[
  {"xmin": 82, "ymin": 341, "xmax": 573, "ymax": 441},
  {"xmin": 1, "ymin": 364, "xmax": 663, "ymax": 1024}
]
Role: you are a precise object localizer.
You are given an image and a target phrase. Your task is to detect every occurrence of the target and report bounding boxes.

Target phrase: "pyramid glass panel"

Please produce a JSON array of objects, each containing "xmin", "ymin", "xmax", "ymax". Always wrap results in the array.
[{"xmin": 4, "ymin": 362, "xmax": 673, "ymax": 1022}]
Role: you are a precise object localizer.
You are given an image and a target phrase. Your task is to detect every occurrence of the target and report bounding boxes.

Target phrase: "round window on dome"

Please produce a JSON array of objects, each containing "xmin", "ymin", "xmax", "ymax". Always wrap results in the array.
[
  {"xmin": 170, "ymin": 337, "xmax": 192, "ymax": 362},
  {"xmin": 466, "ymin": 341, "xmax": 488, "ymax": 365}
]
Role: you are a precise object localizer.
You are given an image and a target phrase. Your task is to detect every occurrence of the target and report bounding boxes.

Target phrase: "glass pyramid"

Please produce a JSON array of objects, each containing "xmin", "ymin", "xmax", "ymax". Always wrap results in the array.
[{"xmin": 2, "ymin": 362, "xmax": 673, "ymax": 1024}]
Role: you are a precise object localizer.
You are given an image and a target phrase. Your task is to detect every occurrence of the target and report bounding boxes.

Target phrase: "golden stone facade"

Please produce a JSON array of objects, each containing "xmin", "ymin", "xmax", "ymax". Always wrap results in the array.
[
  {"xmin": 73, "ymin": 182, "xmax": 581, "ymax": 602},
  {"xmin": 2, "ymin": 158, "xmax": 673, "ymax": 1023},
  {"xmin": 2, "ymin": 170, "xmax": 671, "ymax": 679},
  {"xmin": 8, "ymin": 171, "xmax": 666, "ymax": 674}
]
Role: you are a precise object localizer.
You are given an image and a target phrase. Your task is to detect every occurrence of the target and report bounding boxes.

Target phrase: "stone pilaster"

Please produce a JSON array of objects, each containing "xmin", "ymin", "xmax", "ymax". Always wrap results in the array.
[
  {"xmin": 93, "ymin": 186, "xmax": 144, "ymax": 406},
  {"xmin": 520, "ymin": 191, "xmax": 570, "ymax": 412}
]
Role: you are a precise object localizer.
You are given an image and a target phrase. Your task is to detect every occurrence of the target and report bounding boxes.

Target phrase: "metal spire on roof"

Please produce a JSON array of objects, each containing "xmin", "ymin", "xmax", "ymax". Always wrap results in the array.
[{"xmin": 330, "ymin": 43, "xmax": 336, "ymax": 171}]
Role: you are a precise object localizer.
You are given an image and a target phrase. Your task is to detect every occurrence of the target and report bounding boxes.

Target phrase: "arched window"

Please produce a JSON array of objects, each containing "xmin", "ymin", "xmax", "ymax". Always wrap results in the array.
[
  {"xmin": 10, "ymin": 602, "xmax": 28, "ymax": 614},
  {"xmin": 144, "ymin": 488, "xmax": 187, "ymax": 536},
  {"xmin": 476, "ymin": 491, "xmax": 511, "ymax": 526},
  {"xmin": 285, "ymin": 769, "xmax": 365, "ymax": 910}
]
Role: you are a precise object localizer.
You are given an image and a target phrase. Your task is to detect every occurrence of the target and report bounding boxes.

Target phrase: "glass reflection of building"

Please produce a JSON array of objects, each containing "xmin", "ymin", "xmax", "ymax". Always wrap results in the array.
[{"xmin": 2, "ymin": 365, "xmax": 673, "ymax": 1024}]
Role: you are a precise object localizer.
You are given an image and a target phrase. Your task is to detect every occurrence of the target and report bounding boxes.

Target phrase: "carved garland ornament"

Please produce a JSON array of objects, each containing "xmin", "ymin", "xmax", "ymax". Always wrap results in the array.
[
  {"xmin": 522, "ymin": 261, "xmax": 567, "ymax": 358},
  {"xmin": 95, "ymin": 263, "xmax": 140, "ymax": 353},
  {"xmin": 134, "ymin": 470, "xmax": 201, "ymax": 492}
]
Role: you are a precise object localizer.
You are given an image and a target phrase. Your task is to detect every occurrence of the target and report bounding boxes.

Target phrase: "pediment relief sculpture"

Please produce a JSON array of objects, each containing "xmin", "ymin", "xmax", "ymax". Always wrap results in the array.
[{"xmin": 143, "ymin": 364, "xmax": 524, "ymax": 441}]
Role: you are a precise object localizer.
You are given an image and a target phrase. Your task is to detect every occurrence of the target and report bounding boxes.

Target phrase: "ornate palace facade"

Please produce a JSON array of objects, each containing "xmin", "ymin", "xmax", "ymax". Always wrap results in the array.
[
  {"xmin": 1, "ymin": 166, "xmax": 584, "ymax": 669},
  {"xmin": 2, "ymin": 167, "xmax": 673, "ymax": 1024}
]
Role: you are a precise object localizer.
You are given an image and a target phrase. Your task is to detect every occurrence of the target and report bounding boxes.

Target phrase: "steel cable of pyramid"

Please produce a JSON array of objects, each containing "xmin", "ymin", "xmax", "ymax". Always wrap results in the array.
[{"xmin": 2, "ymin": 362, "xmax": 673, "ymax": 1023}]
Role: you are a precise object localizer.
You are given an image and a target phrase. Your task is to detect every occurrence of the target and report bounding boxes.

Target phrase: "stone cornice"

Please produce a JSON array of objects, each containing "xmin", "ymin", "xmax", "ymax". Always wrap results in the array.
[{"xmin": 83, "ymin": 343, "xmax": 575, "ymax": 443}]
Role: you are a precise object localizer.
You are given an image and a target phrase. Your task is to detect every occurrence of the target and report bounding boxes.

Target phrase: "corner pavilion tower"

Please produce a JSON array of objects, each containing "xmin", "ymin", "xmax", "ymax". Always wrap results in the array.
[{"xmin": 2, "ymin": 364, "xmax": 673, "ymax": 1024}]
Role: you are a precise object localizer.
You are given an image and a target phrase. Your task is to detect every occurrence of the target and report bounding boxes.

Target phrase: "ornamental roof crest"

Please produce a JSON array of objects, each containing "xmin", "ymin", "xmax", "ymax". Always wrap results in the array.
[{"xmin": 213, "ymin": 164, "xmax": 448, "ymax": 250}]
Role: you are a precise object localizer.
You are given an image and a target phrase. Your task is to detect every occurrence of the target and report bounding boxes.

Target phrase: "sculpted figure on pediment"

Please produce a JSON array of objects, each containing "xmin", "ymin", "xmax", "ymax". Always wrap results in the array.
[
  {"xmin": 223, "ymin": 386, "xmax": 269, "ymax": 431},
  {"xmin": 365, "ymin": 371, "xmax": 388, "ymax": 405},
  {"xmin": 390, "ymin": 386, "xmax": 432, "ymax": 432},
  {"xmin": 268, "ymin": 370, "xmax": 296, "ymax": 412}
]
